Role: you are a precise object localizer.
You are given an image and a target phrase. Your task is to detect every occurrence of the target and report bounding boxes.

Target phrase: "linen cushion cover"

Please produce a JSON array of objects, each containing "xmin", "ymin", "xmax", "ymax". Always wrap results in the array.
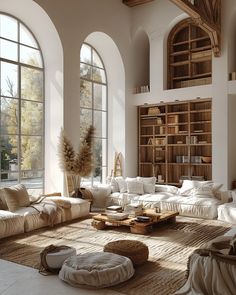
[
  {"xmin": 126, "ymin": 180, "xmax": 144, "ymax": 195},
  {"xmin": 0, "ymin": 188, "xmax": 8, "ymax": 210},
  {"xmin": 3, "ymin": 184, "xmax": 30, "ymax": 212},
  {"xmin": 137, "ymin": 177, "xmax": 156, "ymax": 194},
  {"xmin": 155, "ymin": 184, "xmax": 179, "ymax": 194},
  {"xmin": 59, "ymin": 252, "xmax": 134, "ymax": 288},
  {"xmin": 179, "ymin": 180, "xmax": 223, "ymax": 197}
]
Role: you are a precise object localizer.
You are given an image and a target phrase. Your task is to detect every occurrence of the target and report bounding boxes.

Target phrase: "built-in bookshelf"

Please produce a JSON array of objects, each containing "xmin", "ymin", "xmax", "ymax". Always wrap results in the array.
[
  {"xmin": 138, "ymin": 98, "xmax": 212, "ymax": 185},
  {"xmin": 168, "ymin": 18, "xmax": 212, "ymax": 89}
]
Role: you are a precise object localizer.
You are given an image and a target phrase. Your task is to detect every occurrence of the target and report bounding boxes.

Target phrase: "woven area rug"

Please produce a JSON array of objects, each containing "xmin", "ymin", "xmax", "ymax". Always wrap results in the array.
[{"xmin": 0, "ymin": 215, "xmax": 232, "ymax": 295}]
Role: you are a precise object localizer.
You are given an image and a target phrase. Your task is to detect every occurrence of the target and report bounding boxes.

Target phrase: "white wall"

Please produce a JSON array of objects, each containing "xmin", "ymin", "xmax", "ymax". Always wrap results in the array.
[{"xmin": 0, "ymin": 0, "xmax": 64, "ymax": 193}]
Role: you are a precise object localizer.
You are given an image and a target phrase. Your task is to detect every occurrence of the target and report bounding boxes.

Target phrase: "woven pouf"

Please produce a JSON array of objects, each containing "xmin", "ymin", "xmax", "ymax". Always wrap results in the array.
[
  {"xmin": 59, "ymin": 252, "xmax": 134, "ymax": 288},
  {"xmin": 45, "ymin": 246, "xmax": 76, "ymax": 269},
  {"xmin": 104, "ymin": 240, "xmax": 149, "ymax": 265}
]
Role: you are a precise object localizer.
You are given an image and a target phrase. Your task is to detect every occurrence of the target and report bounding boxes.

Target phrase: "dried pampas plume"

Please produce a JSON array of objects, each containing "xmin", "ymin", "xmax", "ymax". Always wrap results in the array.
[
  {"xmin": 58, "ymin": 126, "xmax": 95, "ymax": 188},
  {"xmin": 58, "ymin": 129, "xmax": 75, "ymax": 174}
]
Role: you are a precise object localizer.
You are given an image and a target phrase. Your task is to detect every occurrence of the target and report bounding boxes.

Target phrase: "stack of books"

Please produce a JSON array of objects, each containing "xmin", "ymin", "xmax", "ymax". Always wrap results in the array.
[{"xmin": 106, "ymin": 205, "xmax": 123, "ymax": 213}]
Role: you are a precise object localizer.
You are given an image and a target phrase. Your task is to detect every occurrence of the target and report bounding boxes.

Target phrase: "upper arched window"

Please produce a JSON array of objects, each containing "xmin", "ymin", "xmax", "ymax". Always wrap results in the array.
[
  {"xmin": 167, "ymin": 18, "xmax": 212, "ymax": 89},
  {"xmin": 80, "ymin": 43, "xmax": 107, "ymax": 185},
  {"xmin": 0, "ymin": 13, "xmax": 44, "ymax": 193}
]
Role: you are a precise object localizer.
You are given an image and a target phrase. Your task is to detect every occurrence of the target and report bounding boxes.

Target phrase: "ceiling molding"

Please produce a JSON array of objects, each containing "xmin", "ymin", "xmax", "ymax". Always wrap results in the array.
[
  {"xmin": 123, "ymin": 0, "xmax": 154, "ymax": 7},
  {"xmin": 170, "ymin": 0, "xmax": 221, "ymax": 57}
]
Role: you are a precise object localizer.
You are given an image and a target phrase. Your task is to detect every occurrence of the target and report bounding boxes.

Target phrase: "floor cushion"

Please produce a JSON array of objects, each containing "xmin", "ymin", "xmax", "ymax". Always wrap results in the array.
[
  {"xmin": 104, "ymin": 240, "xmax": 149, "ymax": 265},
  {"xmin": 59, "ymin": 252, "xmax": 134, "ymax": 288}
]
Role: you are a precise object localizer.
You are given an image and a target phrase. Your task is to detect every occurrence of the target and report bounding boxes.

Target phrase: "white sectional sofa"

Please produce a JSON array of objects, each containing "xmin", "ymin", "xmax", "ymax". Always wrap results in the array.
[
  {"xmin": 96, "ymin": 177, "xmax": 232, "ymax": 220},
  {"xmin": 0, "ymin": 185, "xmax": 90, "ymax": 239}
]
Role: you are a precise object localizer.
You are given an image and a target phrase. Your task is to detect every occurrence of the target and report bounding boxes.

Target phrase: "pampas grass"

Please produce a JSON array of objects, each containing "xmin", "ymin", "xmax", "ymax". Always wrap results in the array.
[{"xmin": 58, "ymin": 126, "xmax": 95, "ymax": 191}]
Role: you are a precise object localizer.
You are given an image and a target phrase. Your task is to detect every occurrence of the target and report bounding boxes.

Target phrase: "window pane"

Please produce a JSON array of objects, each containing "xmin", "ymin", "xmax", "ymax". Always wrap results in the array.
[
  {"xmin": 1, "ymin": 62, "xmax": 18, "ymax": 97},
  {"xmin": 21, "ymin": 171, "xmax": 43, "ymax": 193},
  {"xmin": 0, "ymin": 97, "xmax": 18, "ymax": 134},
  {"xmin": 80, "ymin": 63, "xmax": 92, "ymax": 80},
  {"xmin": 0, "ymin": 39, "xmax": 18, "ymax": 61},
  {"xmin": 1, "ymin": 135, "xmax": 18, "ymax": 171},
  {"xmin": 1, "ymin": 172, "xmax": 18, "ymax": 187},
  {"xmin": 94, "ymin": 84, "xmax": 107, "ymax": 111},
  {"xmin": 21, "ymin": 67, "xmax": 43, "ymax": 102},
  {"xmin": 92, "ymin": 67, "xmax": 106, "ymax": 83},
  {"xmin": 20, "ymin": 23, "xmax": 38, "ymax": 48},
  {"xmin": 94, "ymin": 110, "xmax": 106, "ymax": 138},
  {"xmin": 21, "ymin": 136, "xmax": 43, "ymax": 170},
  {"xmin": 0, "ymin": 15, "xmax": 17, "ymax": 41},
  {"xmin": 80, "ymin": 79, "xmax": 92, "ymax": 108},
  {"xmin": 94, "ymin": 138, "xmax": 102, "ymax": 167},
  {"xmin": 21, "ymin": 101, "xmax": 43, "ymax": 135},
  {"xmin": 20, "ymin": 45, "xmax": 42, "ymax": 67},
  {"xmin": 80, "ymin": 44, "xmax": 91, "ymax": 64},
  {"xmin": 92, "ymin": 50, "xmax": 103, "ymax": 68},
  {"xmin": 80, "ymin": 108, "xmax": 92, "ymax": 138}
]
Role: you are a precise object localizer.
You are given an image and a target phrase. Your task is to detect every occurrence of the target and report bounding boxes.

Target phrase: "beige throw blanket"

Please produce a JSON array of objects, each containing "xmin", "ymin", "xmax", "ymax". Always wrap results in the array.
[
  {"xmin": 175, "ymin": 235, "xmax": 236, "ymax": 295},
  {"xmin": 30, "ymin": 196, "xmax": 72, "ymax": 226}
]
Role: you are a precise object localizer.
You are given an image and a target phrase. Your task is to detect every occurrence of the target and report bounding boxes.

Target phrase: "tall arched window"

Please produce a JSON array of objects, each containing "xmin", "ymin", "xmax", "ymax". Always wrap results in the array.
[
  {"xmin": 80, "ymin": 43, "xmax": 107, "ymax": 185},
  {"xmin": 0, "ymin": 13, "xmax": 44, "ymax": 193}
]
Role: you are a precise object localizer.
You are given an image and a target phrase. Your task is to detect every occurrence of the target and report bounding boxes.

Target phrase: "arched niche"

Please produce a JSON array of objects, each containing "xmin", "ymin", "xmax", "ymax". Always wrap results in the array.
[
  {"xmin": 0, "ymin": 0, "xmax": 64, "ymax": 193},
  {"xmin": 83, "ymin": 32, "xmax": 126, "ymax": 177},
  {"xmin": 167, "ymin": 18, "xmax": 212, "ymax": 89},
  {"xmin": 132, "ymin": 28, "xmax": 150, "ymax": 93}
]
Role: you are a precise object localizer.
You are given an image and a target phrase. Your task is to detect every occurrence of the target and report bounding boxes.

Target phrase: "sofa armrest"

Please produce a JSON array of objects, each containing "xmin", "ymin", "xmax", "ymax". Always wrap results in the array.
[{"xmin": 215, "ymin": 190, "xmax": 233, "ymax": 203}]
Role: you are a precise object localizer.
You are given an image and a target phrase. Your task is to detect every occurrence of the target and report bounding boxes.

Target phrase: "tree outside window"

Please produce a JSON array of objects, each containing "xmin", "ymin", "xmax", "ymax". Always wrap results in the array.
[
  {"xmin": 80, "ymin": 43, "xmax": 107, "ymax": 185},
  {"xmin": 0, "ymin": 14, "xmax": 44, "ymax": 193}
]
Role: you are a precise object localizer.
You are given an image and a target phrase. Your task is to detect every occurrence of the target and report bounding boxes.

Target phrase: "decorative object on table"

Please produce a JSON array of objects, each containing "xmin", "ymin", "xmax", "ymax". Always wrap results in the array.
[
  {"xmin": 104, "ymin": 240, "xmax": 149, "ymax": 266},
  {"xmin": 106, "ymin": 205, "xmax": 123, "ymax": 213},
  {"xmin": 58, "ymin": 125, "xmax": 95, "ymax": 197},
  {"xmin": 201, "ymin": 156, "xmax": 212, "ymax": 163}
]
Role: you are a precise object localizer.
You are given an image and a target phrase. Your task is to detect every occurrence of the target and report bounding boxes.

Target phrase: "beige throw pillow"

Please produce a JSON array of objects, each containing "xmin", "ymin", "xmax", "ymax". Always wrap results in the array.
[{"xmin": 4, "ymin": 184, "xmax": 30, "ymax": 212}]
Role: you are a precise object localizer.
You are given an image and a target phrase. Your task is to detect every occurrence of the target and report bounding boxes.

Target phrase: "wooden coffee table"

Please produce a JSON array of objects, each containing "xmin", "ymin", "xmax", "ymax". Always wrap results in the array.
[{"xmin": 92, "ymin": 209, "xmax": 179, "ymax": 234}]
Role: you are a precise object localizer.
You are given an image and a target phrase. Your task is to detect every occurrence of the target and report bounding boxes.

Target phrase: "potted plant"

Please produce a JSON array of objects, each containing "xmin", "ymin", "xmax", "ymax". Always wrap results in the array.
[{"xmin": 58, "ymin": 125, "xmax": 95, "ymax": 197}]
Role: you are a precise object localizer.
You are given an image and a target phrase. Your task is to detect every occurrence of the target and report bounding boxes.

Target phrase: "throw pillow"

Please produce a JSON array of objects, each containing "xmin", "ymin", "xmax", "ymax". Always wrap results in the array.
[
  {"xmin": 127, "ymin": 180, "xmax": 144, "ymax": 195},
  {"xmin": 137, "ymin": 177, "xmax": 156, "ymax": 194},
  {"xmin": 3, "ymin": 184, "xmax": 30, "ymax": 212},
  {"xmin": 110, "ymin": 177, "xmax": 120, "ymax": 193},
  {"xmin": 0, "ymin": 188, "xmax": 8, "ymax": 210},
  {"xmin": 155, "ymin": 184, "xmax": 179, "ymax": 194},
  {"xmin": 191, "ymin": 183, "xmax": 214, "ymax": 198},
  {"xmin": 116, "ymin": 177, "xmax": 127, "ymax": 193}
]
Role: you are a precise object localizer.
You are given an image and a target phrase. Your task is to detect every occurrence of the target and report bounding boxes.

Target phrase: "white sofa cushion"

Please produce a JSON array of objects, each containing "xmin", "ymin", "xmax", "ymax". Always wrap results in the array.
[
  {"xmin": 137, "ymin": 177, "xmax": 156, "ymax": 194},
  {"xmin": 155, "ymin": 184, "xmax": 179, "ymax": 194},
  {"xmin": 217, "ymin": 203, "xmax": 236, "ymax": 224},
  {"xmin": 179, "ymin": 180, "xmax": 223, "ymax": 197},
  {"xmin": 126, "ymin": 180, "xmax": 144, "ymax": 195},
  {"xmin": 160, "ymin": 196, "xmax": 221, "ymax": 219},
  {"xmin": 0, "ymin": 210, "xmax": 25, "ymax": 238}
]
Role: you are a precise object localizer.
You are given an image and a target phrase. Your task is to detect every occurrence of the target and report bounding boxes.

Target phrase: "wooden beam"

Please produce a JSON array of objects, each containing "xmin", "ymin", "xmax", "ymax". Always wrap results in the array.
[
  {"xmin": 170, "ymin": 0, "xmax": 221, "ymax": 57},
  {"xmin": 123, "ymin": 0, "xmax": 154, "ymax": 7}
]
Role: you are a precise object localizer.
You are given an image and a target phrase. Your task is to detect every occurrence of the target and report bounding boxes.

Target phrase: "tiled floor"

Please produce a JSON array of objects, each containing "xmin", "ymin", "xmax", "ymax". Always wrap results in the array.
[{"xmin": 0, "ymin": 260, "xmax": 125, "ymax": 295}]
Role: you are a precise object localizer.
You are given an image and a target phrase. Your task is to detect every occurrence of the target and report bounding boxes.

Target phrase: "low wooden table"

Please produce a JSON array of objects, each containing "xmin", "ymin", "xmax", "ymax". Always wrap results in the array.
[{"xmin": 92, "ymin": 209, "xmax": 179, "ymax": 234}]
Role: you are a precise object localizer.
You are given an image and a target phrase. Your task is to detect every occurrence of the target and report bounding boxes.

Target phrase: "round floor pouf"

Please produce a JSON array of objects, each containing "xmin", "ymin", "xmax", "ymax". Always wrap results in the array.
[
  {"xmin": 59, "ymin": 252, "xmax": 134, "ymax": 288},
  {"xmin": 104, "ymin": 240, "xmax": 149, "ymax": 265}
]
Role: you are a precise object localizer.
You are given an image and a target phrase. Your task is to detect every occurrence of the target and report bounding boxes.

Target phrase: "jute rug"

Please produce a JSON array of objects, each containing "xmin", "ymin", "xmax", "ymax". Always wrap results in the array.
[{"xmin": 0, "ymin": 215, "xmax": 232, "ymax": 295}]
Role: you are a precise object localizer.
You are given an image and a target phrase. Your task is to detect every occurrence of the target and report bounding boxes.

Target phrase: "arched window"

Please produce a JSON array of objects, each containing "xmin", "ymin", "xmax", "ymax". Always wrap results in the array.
[
  {"xmin": 80, "ymin": 43, "xmax": 107, "ymax": 185},
  {"xmin": 0, "ymin": 13, "xmax": 44, "ymax": 193}
]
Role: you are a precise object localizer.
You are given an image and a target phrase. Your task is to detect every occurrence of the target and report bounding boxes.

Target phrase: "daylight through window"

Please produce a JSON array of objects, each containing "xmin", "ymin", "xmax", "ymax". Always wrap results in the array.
[
  {"xmin": 80, "ymin": 43, "xmax": 107, "ymax": 185},
  {"xmin": 0, "ymin": 13, "xmax": 44, "ymax": 193}
]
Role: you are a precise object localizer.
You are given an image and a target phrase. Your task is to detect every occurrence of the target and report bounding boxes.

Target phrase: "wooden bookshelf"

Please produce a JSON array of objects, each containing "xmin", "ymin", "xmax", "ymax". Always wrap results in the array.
[
  {"xmin": 138, "ymin": 98, "xmax": 212, "ymax": 185},
  {"xmin": 167, "ymin": 18, "xmax": 212, "ymax": 89}
]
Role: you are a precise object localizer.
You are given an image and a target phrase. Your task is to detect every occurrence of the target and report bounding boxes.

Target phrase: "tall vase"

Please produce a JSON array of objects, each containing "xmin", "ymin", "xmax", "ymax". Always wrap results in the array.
[{"xmin": 66, "ymin": 174, "xmax": 81, "ymax": 197}]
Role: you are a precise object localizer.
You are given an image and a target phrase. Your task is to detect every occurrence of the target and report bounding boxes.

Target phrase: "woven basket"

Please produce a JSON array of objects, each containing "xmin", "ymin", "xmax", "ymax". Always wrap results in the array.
[{"xmin": 104, "ymin": 240, "xmax": 149, "ymax": 265}]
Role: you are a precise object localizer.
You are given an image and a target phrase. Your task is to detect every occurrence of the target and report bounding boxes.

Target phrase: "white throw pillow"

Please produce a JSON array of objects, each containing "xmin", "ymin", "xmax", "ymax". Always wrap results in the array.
[
  {"xmin": 127, "ymin": 180, "xmax": 144, "ymax": 195},
  {"xmin": 110, "ymin": 178, "xmax": 120, "ymax": 193},
  {"xmin": 116, "ymin": 177, "xmax": 127, "ymax": 193},
  {"xmin": 3, "ymin": 184, "xmax": 30, "ymax": 212},
  {"xmin": 191, "ymin": 183, "xmax": 214, "ymax": 198},
  {"xmin": 155, "ymin": 184, "xmax": 179, "ymax": 194},
  {"xmin": 179, "ymin": 180, "xmax": 221, "ymax": 197},
  {"xmin": 137, "ymin": 177, "xmax": 156, "ymax": 194}
]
